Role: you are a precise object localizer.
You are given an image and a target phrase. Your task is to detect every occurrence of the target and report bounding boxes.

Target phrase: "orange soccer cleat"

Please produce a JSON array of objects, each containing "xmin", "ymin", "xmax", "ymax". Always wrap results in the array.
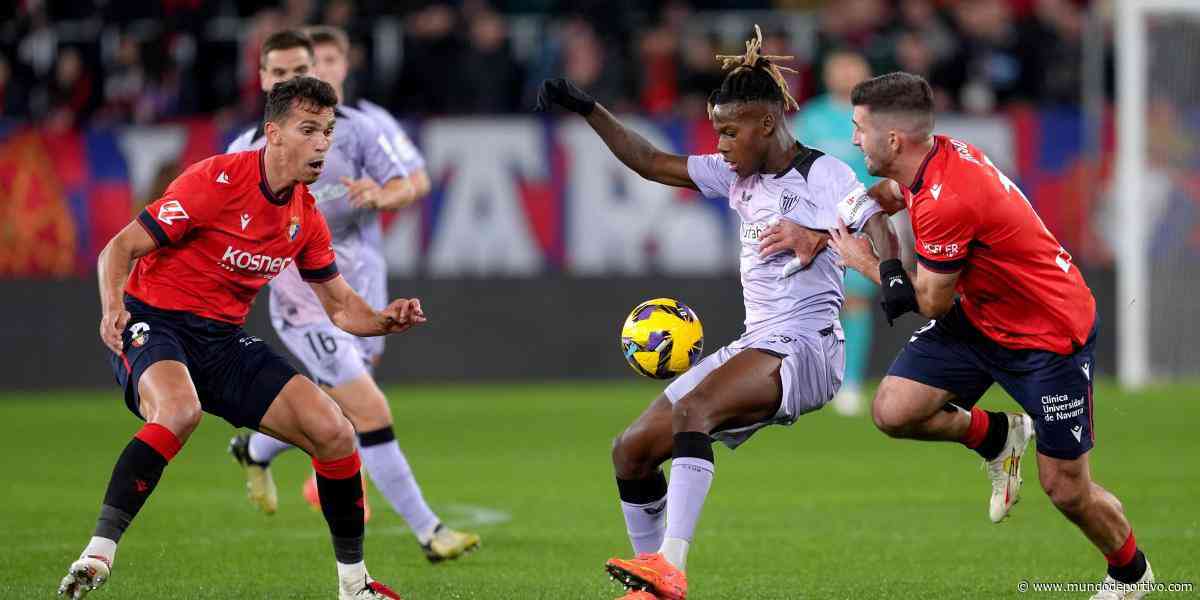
[
  {"xmin": 605, "ymin": 553, "xmax": 687, "ymax": 600},
  {"xmin": 303, "ymin": 471, "xmax": 372, "ymax": 523}
]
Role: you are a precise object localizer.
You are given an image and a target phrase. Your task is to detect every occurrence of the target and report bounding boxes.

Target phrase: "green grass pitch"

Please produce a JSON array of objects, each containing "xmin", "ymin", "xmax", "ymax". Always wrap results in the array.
[{"xmin": 1, "ymin": 380, "xmax": 1196, "ymax": 599}]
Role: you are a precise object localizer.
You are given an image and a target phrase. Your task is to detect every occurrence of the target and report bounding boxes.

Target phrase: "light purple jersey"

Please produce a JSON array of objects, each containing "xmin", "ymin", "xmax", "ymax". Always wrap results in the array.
[
  {"xmin": 226, "ymin": 105, "xmax": 407, "ymax": 326},
  {"xmin": 354, "ymin": 98, "xmax": 427, "ymax": 319},
  {"xmin": 687, "ymin": 147, "xmax": 883, "ymax": 336}
]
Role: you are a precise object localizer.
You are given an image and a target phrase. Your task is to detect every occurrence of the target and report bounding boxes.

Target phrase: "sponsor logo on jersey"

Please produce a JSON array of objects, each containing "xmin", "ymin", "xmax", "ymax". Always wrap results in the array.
[
  {"xmin": 740, "ymin": 220, "xmax": 769, "ymax": 243},
  {"xmin": 156, "ymin": 200, "xmax": 189, "ymax": 225},
  {"xmin": 922, "ymin": 241, "xmax": 960, "ymax": 257},
  {"xmin": 310, "ymin": 183, "xmax": 348, "ymax": 205},
  {"xmin": 220, "ymin": 246, "xmax": 294, "ymax": 276},
  {"xmin": 240, "ymin": 213, "xmax": 252, "ymax": 231},
  {"xmin": 287, "ymin": 216, "xmax": 301, "ymax": 241},
  {"xmin": 129, "ymin": 322, "xmax": 150, "ymax": 348},
  {"xmin": 930, "ymin": 184, "xmax": 943, "ymax": 200},
  {"xmin": 216, "ymin": 171, "xmax": 231, "ymax": 184},
  {"xmin": 1041, "ymin": 393, "xmax": 1087, "ymax": 422}
]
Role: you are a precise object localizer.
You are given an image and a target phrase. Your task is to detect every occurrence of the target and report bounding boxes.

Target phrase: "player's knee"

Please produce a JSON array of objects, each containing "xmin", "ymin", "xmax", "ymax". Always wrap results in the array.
[
  {"xmin": 1039, "ymin": 464, "xmax": 1090, "ymax": 515},
  {"xmin": 306, "ymin": 409, "xmax": 357, "ymax": 459},
  {"xmin": 673, "ymin": 389, "xmax": 715, "ymax": 433},
  {"xmin": 149, "ymin": 393, "xmax": 203, "ymax": 438},
  {"xmin": 871, "ymin": 388, "xmax": 912, "ymax": 438},
  {"xmin": 611, "ymin": 429, "xmax": 652, "ymax": 480}
]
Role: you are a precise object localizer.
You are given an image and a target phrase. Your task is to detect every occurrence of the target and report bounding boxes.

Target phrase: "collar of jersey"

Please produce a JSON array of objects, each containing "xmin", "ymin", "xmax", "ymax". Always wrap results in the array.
[
  {"xmin": 770, "ymin": 142, "xmax": 812, "ymax": 179},
  {"xmin": 257, "ymin": 148, "xmax": 294, "ymax": 206},
  {"xmin": 909, "ymin": 136, "xmax": 942, "ymax": 194}
]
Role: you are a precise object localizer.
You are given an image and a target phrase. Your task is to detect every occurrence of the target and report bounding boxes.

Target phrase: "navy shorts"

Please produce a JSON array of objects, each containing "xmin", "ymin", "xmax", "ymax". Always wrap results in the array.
[
  {"xmin": 887, "ymin": 302, "xmax": 1097, "ymax": 460},
  {"xmin": 110, "ymin": 295, "xmax": 299, "ymax": 429}
]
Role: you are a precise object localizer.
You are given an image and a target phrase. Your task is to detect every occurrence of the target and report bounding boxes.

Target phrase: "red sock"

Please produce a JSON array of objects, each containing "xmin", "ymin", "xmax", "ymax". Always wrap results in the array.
[
  {"xmin": 1106, "ymin": 530, "xmax": 1137, "ymax": 567},
  {"xmin": 960, "ymin": 406, "xmax": 989, "ymax": 449},
  {"xmin": 134, "ymin": 423, "xmax": 182, "ymax": 461}
]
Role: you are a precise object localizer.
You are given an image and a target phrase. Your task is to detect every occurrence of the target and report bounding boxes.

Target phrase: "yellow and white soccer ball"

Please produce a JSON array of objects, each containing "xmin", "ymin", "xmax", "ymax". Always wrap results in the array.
[{"xmin": 620, "ymin": 298, "xmax": 704, "ymax": 379}]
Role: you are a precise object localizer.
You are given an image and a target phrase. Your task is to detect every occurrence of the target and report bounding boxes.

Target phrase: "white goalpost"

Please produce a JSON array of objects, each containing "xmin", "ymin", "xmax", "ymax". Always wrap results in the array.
[{"xmin": 1115, "ymin": 0, "xmax": 1200, "ymax": 388}]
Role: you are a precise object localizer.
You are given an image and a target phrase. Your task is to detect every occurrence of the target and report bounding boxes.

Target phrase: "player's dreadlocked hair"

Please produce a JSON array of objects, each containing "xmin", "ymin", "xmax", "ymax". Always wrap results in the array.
[
  {"xmin": 264, "ymin": 76, "xmax": 338, "ymax": 124},
  {"xmin": 708, "ymin": 25, "xmax": 800, "ymax": 118}
]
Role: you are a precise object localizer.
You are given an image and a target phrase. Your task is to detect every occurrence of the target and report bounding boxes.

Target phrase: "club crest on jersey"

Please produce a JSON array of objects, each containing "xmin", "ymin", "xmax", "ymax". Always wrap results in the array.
[
  {"xmin": 779, "ymin": 190, "xmax": 801, "ymax": 215},
  {"xmin": 129, "ymin": 322, "xmax": 150, "ymax": 348},
  {"xmin": 287, "ymin": 216, "xmax": 301, "ymax": 240}
]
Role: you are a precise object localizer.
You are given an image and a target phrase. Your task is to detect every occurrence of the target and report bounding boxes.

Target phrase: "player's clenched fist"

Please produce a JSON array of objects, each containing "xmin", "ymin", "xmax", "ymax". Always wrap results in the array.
[
  {"xmin": 100, "ymin": 308, "xmax": 132, "ymax": 354},
  {"xmin": 380, "ymin": 298, "xmax": 426, "ymax": 334},
  {"xmin": 534, "ymin": 78, "xmax": 596, "ymax": 116}
]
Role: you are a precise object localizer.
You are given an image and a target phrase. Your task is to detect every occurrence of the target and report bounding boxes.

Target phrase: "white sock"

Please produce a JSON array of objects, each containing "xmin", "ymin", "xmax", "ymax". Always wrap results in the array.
[
  {"xmin": 659, "ymin": 537, "xmax": 690, "ymax": 571},
  {"xmin": 620, "ymin": 497, "xmax": 667, "ymax": 554},
  {"xmin": 359, "ymin": 438, "xmax": 440, "ymax": 544},
  {"xmin": 660, "ymin": 456, "xmax": 714, "ymax": 569},
  {"xmin": 336, "ymin": 560, "xmax": 368, "ymax": 589},
  {"xmin": 81, "ymin": 536, "xmax": 117, "ymax": 563},
  {"xmin": 248, "ymin": 432, "xmax": 294, "ymax": 464}
]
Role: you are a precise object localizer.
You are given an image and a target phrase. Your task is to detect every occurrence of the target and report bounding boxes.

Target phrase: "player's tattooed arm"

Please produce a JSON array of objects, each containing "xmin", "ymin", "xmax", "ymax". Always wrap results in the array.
[
  {"xmin": 309, "ymin": 275, "xmax": 427, "ymax": 336},
  {"xmin": 535, "ymin": 78, "xmax": 696, "ymax": 190},
  {"xmin": 97, "ymin": 221, "xmax": 159, "ymax": 353}
]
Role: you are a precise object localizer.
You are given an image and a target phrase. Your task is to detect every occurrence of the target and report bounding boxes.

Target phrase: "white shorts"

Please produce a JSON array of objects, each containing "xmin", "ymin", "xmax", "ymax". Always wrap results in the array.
[
  {"xmin": 272, "ymin": 319, "xmax": 376, "ymax": 388},
  {"xmin": 664, "ymin": 324, "xmax": 845, "ymax": 449}
]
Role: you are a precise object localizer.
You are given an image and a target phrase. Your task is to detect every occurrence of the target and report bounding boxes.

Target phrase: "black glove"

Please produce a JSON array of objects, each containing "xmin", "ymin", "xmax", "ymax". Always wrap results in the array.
[
  {"xmin": 879, "ymin": 258, "xmax": 919, "ymax": 326},
  {"xmin": 534, "ymin": 78, "xmax": 596, "ymax": 116}
]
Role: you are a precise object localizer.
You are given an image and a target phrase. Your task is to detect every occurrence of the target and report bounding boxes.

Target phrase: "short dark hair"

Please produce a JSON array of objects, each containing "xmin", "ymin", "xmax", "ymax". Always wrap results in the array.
[
  {"xmin": 264, "ymin": 76, "xmax": 338, "ymax": 124},
  {"xmin": 260, "ymin": 29, "xmax": 313, "ymax": 66},
  {"xmin": 850, "ymin": 72, "xmax": 935, "ymax": 133},
  {"xmin": 304, "ymin": 25, "xmax": 349, "ymax": 55}
]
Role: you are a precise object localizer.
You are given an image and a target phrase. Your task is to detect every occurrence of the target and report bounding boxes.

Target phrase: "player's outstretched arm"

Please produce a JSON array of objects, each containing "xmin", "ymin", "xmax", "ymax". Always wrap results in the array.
[
  {"xmin": 97, "ymin": 222, "xmax": 159, "ymax": 353},
  {"xmin": 309, "ymin": 275, "xmax": 426, "ymax": 337},
  {"xmin": 535, "ymin": 78, "xmax": 696, "ymax": 190}
]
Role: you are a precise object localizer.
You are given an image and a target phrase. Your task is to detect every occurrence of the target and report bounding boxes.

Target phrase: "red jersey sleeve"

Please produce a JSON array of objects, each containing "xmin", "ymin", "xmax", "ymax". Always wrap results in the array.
[
  {"xmin": 137, "ymin": 167, "xmax": 218, "ymax": 247},
  {"xmin": 912, "ymin": 189, "xmax": 975, "ymax": 273},
  {"xmin": 296, "ymin": 208, "xmax": 338, "ymax": 282}
]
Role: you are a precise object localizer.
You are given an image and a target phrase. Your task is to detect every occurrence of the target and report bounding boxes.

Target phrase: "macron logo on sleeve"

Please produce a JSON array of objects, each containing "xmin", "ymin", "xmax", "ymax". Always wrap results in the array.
[
  {"xmin": 216, "ymin": 171, "xmax": 231, "ymax": 184},
  {"xmin": 157, "ymin": 200, "xmax": 189, "ymax": 225},
  {"xmin": 930, "ymin": 184, "xmax": 943, "ymax": 200}
]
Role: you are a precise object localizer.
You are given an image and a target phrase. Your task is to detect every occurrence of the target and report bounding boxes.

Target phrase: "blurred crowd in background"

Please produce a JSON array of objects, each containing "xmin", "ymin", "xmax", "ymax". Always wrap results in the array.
[{"xmin": 1, "ymin": 0, "xmax": 1106, "ymax": 129}]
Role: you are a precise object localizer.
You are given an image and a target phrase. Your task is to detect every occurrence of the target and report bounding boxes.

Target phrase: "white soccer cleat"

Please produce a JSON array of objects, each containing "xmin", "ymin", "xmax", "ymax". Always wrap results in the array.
[
  {"xmin": 57, "ymin": 555, "xmax": 110, "ymax": 599},
  {"xmin": 229, "ymin": 433, "xmax": 278, "ymax": 515},
  {"xmin": 986, "ymin": 413, "xmax": 1034, "ymax": 523},
  {"xmin": 1088, "ymin": 561, "xmax": 1155, "ymax": 599}
]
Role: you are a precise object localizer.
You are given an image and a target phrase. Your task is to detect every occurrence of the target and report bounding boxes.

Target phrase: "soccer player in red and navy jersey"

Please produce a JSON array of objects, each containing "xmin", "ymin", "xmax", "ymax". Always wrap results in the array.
[
  {"xmin": 57, "ymin": 77, "xmax": 412, "ymax": 600},
  {"xmin": 830, "ymin": 72, "xmax": 1154, "ymax": 598}
]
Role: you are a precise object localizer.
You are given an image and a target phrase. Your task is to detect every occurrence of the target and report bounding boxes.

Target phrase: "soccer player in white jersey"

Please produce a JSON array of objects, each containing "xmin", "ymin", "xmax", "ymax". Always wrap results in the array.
[
  {"xmin": 225, "ymin": 28, "xmax": 479, "ymax": 563},
  {"xmin": 537, "ymin": 27, "xmax": 899, "ymax": 600}
]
